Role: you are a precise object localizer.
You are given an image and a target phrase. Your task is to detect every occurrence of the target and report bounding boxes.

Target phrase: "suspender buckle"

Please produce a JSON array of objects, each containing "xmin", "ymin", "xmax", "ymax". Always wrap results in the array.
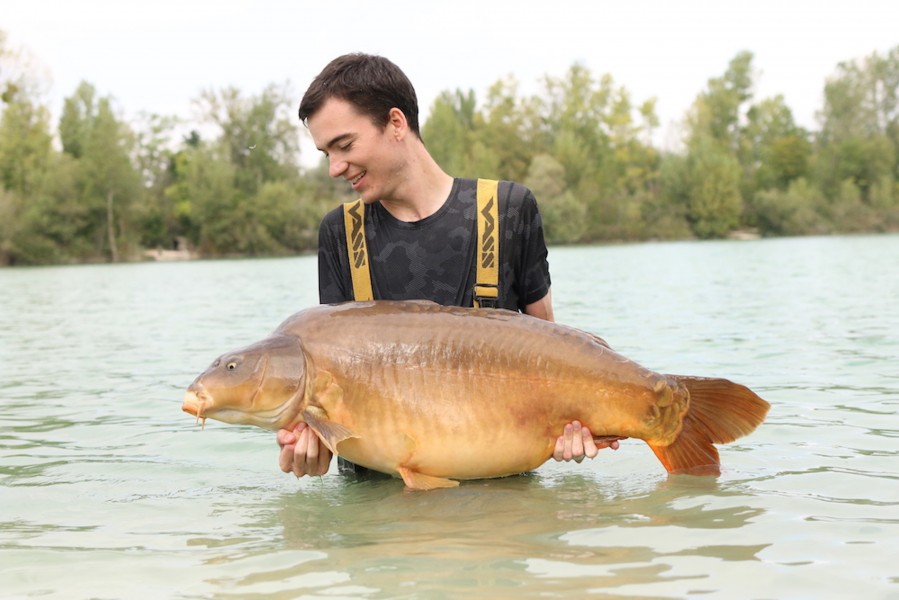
[{"xmin": 473, "ymin": 284, "xmax": 499, "ymax": 309}]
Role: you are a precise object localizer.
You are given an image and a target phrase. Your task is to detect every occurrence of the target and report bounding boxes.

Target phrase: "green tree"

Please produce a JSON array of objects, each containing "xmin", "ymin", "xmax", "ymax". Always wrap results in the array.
[
  {"xmin": 816, "ymin": 46, "xmax": 899, "ymax": 205},
  {"xmin": 0, "ymin": 93, "xmax": 53, "ymax": 197},
  {"xmin": 539, "ymin": 64, "xmax": 613, "ymax": 190},
  {"xmin": 684, "ymin": 135, "xmax": 743, "ymax": 238},
  {"xmin": 0, "ymin": 29, "xmax": 60, "ymax": 264},
  {"xmin": 693, "ymin": 51, "xmax": 755, "ymax": 153},
  {"xmin": 14, "ymin": 153, "xmax": 86, "ymax": 263},
  {"xmin": 474, "ymin": 76, "xmax": 540, "ymax": 181},
  {"xmin": 59, "ymin": 82, "xmax": 142, "ymax": 261},
  {"xmin": 195, "ymin": 83, "xmax": 302, "ymax": 198},
  {"xmin": 422, "ymin": 89, "xmax": 478, "ymax": 176},
  {"xmin": 536, "ymin": 65, "xmax": 658, "ymax": 240},
  {"xmin": 0, "ymin": 97, "xmax": 57, "ymax": 264},
  {"xmin": 524, "ymin": 153, "xmax": 585, "ymax": 243},
  {"xmin": 182, "ymin": 83, "xmax": 313, "ymax": 255},
  {"xmin": 743, "ymin": 96, "xmax": 811, "ymax": 192},
  {"xmin": 131, "ymin": 112, "xmax": 181, "ymax": 249},
  {"xmin": 164, "ymin": 140, "xmax": 237, "ymax": 254},
  {"xmin": 681, "ymin": 52, "xmax": 756, "ymax": 237},
  {"xmin": 752, "ymin": 178, "xmax": 828, "ymax": 236},
  {"xmin": 646, "ymin": 153, "xmax": 693, "ymax": 240}
]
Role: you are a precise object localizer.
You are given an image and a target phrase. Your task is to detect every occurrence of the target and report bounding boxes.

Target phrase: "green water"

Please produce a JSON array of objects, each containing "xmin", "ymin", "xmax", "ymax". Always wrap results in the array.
[{"xmin": 1, "ymin": 235, "xmax": 897, "ymax": 599}]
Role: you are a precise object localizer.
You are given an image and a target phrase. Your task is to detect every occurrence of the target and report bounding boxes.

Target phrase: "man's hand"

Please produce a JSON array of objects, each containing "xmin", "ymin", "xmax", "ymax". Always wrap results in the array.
[
  {"xmin": 552, "ymin": 420, "xmax": 626, "ymax": 463},
  {"xmin": 277, "ymin": 424, "xmax": 332, "ymax": 477}
]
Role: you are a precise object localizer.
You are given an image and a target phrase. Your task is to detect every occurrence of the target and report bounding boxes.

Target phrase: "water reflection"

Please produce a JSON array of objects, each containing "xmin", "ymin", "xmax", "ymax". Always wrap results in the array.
[{"xmin": 183, "ymin": 472, "xmax": 769, "ymax": 596}]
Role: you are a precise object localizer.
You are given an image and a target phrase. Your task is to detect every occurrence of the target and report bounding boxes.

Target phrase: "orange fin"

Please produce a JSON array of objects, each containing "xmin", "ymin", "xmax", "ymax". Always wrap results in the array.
[
  {"xmin": 397, "ymin": 467, "xmax": 459, "ymax": 490},
  {"xmin": 301, "ymin": 407, "xmax": 358, "ymax": 455},
  {"xmin": 648, "ymin": 376, "xmax": 770, "ymax": 475}
]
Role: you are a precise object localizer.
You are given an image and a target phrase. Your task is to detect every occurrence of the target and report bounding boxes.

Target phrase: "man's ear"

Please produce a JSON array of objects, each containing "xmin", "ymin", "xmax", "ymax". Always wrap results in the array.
[{"xmin": 387, "ymin": 107, "xmax": 407, "ymax": 140}]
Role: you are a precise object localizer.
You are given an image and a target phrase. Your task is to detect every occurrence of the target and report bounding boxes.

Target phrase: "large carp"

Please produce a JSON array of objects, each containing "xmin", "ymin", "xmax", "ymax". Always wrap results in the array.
[{"xmin": 182, "ymin": 301, "xmax": 769, "ymax": 490}]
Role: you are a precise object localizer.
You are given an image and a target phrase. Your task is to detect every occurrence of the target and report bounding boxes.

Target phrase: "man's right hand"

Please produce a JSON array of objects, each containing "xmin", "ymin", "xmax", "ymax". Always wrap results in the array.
[{"xmin": 277, "ymin": 424, "xmax": 333, "ymax": 477}]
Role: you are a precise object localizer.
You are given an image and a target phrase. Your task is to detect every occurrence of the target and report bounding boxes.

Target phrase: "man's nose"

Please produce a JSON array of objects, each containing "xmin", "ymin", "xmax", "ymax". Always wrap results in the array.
[{"xmin": 328, "ymin": 156, "xmax": 347, "ymax": 178}]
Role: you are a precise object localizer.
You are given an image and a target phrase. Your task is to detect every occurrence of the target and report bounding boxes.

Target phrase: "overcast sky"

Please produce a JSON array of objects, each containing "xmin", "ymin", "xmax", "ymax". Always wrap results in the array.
[{"xmin": 4, "ymin": 0, "xmax": 898, "ymax": 156}]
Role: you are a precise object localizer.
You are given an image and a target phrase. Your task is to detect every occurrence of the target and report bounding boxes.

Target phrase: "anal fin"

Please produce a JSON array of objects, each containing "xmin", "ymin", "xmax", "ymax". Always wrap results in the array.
[{"xmin": 397, "ymin": 467, "xmax": 459, "ymax": 490}]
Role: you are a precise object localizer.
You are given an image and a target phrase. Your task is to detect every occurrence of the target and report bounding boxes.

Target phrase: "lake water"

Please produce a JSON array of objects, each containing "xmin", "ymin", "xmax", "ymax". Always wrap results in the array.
[{"xmin": 1, "ymin": 234, "xmax": 897, "ymax": 599}]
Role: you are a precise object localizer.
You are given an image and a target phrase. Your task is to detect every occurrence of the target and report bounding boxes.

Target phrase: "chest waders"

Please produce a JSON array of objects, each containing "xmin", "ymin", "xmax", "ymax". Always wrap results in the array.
[{"xmin": 342, "ymin": 179, "xmax": 500, "ymax": 308}]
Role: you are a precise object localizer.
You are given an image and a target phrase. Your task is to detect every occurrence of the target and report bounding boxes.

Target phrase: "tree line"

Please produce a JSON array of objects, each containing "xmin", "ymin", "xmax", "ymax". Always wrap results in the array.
[{"xmin": 1, "ymin": 32, "xmax": 897, "ymax": 266}]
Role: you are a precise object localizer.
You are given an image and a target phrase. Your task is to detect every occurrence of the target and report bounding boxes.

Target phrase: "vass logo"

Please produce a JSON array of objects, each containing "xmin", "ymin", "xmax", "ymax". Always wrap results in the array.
[
  {"xmin": 348, "ymin": 200, "xmax": 366, "ymax": 269},
  {"xmin": 480, "ymin": 196, "xmax": 496, "ymax": 269}
]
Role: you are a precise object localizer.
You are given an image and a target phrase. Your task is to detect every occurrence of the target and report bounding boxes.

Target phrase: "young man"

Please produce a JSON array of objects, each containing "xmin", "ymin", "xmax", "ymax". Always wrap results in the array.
[{"xmin": 277, "ymin": 53, "xmax": 621, "ymax": 478}]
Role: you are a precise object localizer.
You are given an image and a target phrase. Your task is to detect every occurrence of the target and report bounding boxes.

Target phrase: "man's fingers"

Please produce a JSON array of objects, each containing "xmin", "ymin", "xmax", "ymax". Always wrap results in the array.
[
  {"xmin": 562, "ymin": 422, "xmax": 574, "ymax": 460},
  {"xmin": 291, "ymin": 428, "xmax": 313, "ymax": 477},
  {"xmin": 581, "ymin": 426, "xmax": 599, "ymax": 459},
  {"xmin": 277, "ymin": 426, "xmax": 301, "ymax": 473},
  {"xmin": 291, "ymin": 427, "xmax": 332, "ymax": 477},
  {"xmin": 276, "ymin": 427, "xmax": 298, "ymax": 449},
  {"xmin": 303, "ymin": 427, "xmax": 320, "ymax": 461},
  {"xmin": 279, "ymin": 441, "xmax": 296, "ymax": 473},
  {"xmin": 552, "ymin": 433, "xmax": 566, "ymax": 461},
  {"xmin": 594, "ymin": 435, "xmax": 627, "ymax": 450},
  {"xmin": 570, "ymin": 421, "xmax": 585, "ymax": 462}
]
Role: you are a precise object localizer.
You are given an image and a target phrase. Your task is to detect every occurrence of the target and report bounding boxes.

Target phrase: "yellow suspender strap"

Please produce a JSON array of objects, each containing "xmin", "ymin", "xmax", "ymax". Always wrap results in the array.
[
  {"xmin": 343, "ymin": 199, "xmax": 374, "ymax": 301},
  {"xmin": 474, "ymin": 179, "xmax": 500, "ymax": 308}
]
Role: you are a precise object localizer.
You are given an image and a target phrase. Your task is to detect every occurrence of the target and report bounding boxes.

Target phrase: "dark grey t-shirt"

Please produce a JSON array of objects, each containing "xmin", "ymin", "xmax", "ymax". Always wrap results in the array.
[{"xmin": 317, "ymin": 178, "xmax": 551, "ymax": 310}]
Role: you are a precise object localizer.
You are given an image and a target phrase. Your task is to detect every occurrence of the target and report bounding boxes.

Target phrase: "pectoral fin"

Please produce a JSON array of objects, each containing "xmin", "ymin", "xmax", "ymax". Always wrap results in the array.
[
  {"xmin": 397, "ymin": 467, "xmax": 459, "ymax": 490},
  {"xmin": 300, "ymin": 370, "xmax": 358, "ymax": 455},
  {"xmin": 302, "ymin": 407, "xmax": 358, "ymax": 455}
]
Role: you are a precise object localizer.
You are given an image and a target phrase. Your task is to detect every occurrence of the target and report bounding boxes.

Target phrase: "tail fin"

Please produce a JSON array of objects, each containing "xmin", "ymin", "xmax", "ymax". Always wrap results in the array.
[{"xmin": 648, "ymin": 376, "xmax": 770, "ymax": 475}]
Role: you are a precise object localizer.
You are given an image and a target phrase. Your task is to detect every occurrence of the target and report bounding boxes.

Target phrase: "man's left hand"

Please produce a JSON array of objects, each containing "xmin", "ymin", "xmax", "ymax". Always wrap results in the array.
[{"xmin": 553, "ymin": 420, "xmax": 626, "ymax": 462}]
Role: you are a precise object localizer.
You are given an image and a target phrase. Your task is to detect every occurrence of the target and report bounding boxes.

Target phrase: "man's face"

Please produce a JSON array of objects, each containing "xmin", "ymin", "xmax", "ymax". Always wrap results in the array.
[{"xmin": 307, "ymin": 97, "xmax": 402, "ymax": 204}]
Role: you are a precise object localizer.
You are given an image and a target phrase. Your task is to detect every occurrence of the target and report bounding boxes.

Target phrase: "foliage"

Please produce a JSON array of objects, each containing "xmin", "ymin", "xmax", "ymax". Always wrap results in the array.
[
  {"xmin": 524, "ymin": 154, "xmax": 586, "ymax": 243},
  {"xmin": 751, "ymin": 178, "xmax": 829, "ymax": 236},
  {"xmin": 1, "ymin": 29, "xmax": 898, "ymax": 266}
]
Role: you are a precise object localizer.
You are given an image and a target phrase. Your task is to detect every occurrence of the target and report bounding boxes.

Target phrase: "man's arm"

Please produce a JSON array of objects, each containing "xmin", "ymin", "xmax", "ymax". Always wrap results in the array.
[{"xmin": 524, "ymin": 288, "xmax": 555, "ymax": 322}]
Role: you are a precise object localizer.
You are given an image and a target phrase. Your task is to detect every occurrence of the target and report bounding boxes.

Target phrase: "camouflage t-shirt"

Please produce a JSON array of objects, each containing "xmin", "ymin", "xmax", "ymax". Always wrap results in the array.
[{"xmin": 317, "ymin": 178, "xmax": 551, "ymax": 311}]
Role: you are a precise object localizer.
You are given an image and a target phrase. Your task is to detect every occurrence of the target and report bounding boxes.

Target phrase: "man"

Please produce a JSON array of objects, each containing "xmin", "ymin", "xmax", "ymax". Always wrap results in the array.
[{"xmin": 277, "ymin": 53, "xmax": 621, "ymax": 478}]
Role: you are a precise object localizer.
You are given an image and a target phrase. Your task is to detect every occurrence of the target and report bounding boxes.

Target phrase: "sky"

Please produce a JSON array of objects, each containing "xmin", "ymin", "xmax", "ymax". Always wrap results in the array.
[{"xmin": 4, "ymin": 0, "xmax": 898, "ymax": 159}]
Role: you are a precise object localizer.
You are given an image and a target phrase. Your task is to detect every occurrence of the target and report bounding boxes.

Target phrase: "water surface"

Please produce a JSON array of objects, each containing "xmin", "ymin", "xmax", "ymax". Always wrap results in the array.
[{"xmin": 1, "ymin": 235, "xmax": 897, "ymax": 598}]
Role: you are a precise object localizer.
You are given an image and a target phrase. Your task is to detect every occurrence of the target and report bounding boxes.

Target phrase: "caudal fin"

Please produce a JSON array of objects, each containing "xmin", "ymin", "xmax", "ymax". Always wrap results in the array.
[{"xmin": 647, "ymin": 376, "xmax": 770, "ymax": 475}]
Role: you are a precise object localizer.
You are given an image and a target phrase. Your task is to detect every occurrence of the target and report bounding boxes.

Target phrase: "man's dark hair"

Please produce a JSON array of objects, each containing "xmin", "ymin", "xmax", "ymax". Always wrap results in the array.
[{"xmin": 298, "ymin": 53, "xmax": 421, "ymax": 137}]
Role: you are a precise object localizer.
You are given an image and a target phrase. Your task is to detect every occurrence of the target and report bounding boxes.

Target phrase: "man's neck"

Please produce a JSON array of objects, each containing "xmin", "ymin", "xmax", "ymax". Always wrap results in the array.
[{"xmin": 379, "ymin": 152, "xmax": 454, "ymax": 222}]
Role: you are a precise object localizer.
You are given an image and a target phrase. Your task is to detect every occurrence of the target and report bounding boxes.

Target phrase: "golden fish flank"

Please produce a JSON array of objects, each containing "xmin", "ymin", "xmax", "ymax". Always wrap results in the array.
[{"xmin": 182, "ymin": 300, "xmax": 770, "ymax": 490}]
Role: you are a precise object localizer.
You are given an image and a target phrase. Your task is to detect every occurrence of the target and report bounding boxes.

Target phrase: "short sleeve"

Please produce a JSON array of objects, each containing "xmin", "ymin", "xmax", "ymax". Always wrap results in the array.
[
  {"xmin": 317, "ymin": 207, "xmax": 353, "ymax": 304},
  {"xmin": 501, "ymin": 182, "xmax": 551, "ymax": 309}
]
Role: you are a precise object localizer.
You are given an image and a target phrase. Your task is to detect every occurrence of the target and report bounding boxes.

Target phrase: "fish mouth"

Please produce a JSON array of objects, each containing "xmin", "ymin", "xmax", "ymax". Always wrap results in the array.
[
  {"xmin": 181, "ymin": 386, "xmax": 297, "ymax": 431},
  {"xmin": 182, "ymin": 388, "xmax": 210, "ymax": 429}
]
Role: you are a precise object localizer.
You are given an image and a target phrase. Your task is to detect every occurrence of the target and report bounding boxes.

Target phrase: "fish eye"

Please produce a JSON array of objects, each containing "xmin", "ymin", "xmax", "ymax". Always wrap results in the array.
[{"xmin": 226, "ymin": 361, "xmax": 238, "ymax": 371}]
